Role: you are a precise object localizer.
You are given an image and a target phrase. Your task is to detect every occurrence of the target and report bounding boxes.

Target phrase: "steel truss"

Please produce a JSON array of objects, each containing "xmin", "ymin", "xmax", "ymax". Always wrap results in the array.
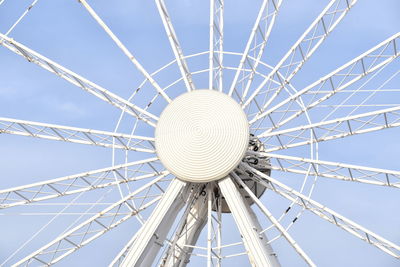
[
  {"xmin": 13, "ymin": 176, "xmax": 167, "ymax": 266},
  {"xmin": 0, "ymin": 117, "xmax": 155, "ymax": 152},
  {"xmin": 251, "ymin": 32, "xmax": 400, "ymax": 129},
  {"xmin": 243, "ymin": 0, "xmax": 358, "ymax": 112},
  {"xmin": 259, "ymin": 106, "xmax": 400, "ymax": 152},
  {"xmin": 241, "ymin": 163, "xmax": 400, "ymax": 259},
  {"xmin": 209, "ymin": 0, "xmax": 224, "ymax": 92},
  {"xmin": 0, "ymin": 0, "xmax": 399, "ymax": 266},
  {"xmin": 228, "ymin": 0, "xmax": 282, "ymax": 101},
  {"xmin": 0, "ymin": 158, "xmax": 162, "ymax": 209},
  {"xmin": 0, "ymin": 33, "xmax": 159, "ymax": 128}
]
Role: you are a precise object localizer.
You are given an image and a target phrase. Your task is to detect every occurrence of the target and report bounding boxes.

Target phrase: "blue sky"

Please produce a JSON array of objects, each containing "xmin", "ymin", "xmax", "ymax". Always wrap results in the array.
[{"xmin": 0, "ymin": 0, "xmax": 399, "ymax": 266}]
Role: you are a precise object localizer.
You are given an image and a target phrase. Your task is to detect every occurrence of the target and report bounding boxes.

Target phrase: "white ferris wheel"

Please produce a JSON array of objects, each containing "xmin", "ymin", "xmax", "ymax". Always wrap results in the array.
[{"xmin": 0, "ymin": 0, "xmax": 399, "ymax": 266}]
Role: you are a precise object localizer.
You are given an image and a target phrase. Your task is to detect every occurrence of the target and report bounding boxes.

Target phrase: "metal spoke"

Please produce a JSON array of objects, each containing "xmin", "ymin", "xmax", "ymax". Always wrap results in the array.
[
  {"xmin": 13, "ymin": 176, "xmax": 166, "ymax": 266},
  {"xmin": 0, "ymin": 33, "xmax": 158, "ymax": 128},
  {"xmin": 250, "ymin": 32, "xmax": 400, "ymax": 127},
  {"xmin": 258, "ymin": 106, "xmax": 400, "ymax": 152},
  {"xmin": 241, "ymin": 163, "xmax": 400, "ymax": 259},
  {"xmin": 209, "ymin": 0, "xmax": 224, "ymax": 92},
  {"xmin": 78, "ymin": 0, "xmax": 172, "ymax": 103},
  {"xmin": 121, "ymin": 179, "xmax": 189, "ymax": 267},
  {"xmin": 252, "ymin": 152, "xmax": 400, "ymax": 188},
  {"xmin": 218, "ymin": 176, "xmax": 280, "ymax": 267},
  {"xmin": 231, "ymin": 172, "xmax": 316, "ymax": 267},
  {"xmin": 228, "ymin": 0, "xmax": 282, "ymax": 100},
  {"xmin": 0, "ymin": 158, "xmax": 161, "ymax": 209},
  {"xmin": 4, "ymin": 0, "xmax": 39, "ymax": 36},
  {"xmin": 155, "ymin": 0, "xmax": 195, "ymax": 92},
  {"xmin": 243, "ymin": 0, "xmax": 357, "ymax": 111},
  {"xmin": 0, "ymin": 117, "xmax": 155, "ymax": 152}
]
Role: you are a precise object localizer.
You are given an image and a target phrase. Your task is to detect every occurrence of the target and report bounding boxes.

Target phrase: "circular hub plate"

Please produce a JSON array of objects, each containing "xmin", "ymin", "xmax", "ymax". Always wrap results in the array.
[{"xmin": 155, "ymin": 90, "xmax": 249, "ymax": 183}]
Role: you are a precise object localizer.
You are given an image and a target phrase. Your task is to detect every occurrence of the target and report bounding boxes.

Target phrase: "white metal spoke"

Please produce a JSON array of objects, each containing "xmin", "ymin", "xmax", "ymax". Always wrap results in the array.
[
  {"xmin": 4, "ymin": 0, "xmax": 39, "ymax": 36},
  {"xmin": 241, "ymin": 163, "xmax": 400, "ymax": 259},
  {"xmin": 258, "ymin": 106, "xmax": 400, "ymax": 152},
  {"xmin": 218, "ymin": 176, "xmax": 280, "ymax": 267},
  {"xmin": 228, "ymin": 0, "xmax": 282, "ymax": 99},
  {"xmin": 253, "ymin": 152, "xmax": 400, "ymax": 188},
  {"xmin": 250, "ymin": 32, "xmax": 400, "ymax": 126},
  {"xmin": 0, "ymin": 117, "xmax": 155, "ymax": 152},
  {"xmin": 209, "ymin": 0, "xmax": 224, "ymax": 92},
  {"xmin": 0, "ymin": 158, "xmax": 161, "ymax": 209},
  {"xmin": 160, "ymin": 185, "xmax": 207, "ymax": 266},
  {"xmin": 244, "ymin": 0, "xmax": 357, "ymax": 111},
  {"xmin": 155, "ymin": 0, "xmax": 195, "ymax": 92},
  {"xmin": 78, "ymin": 0, "xmax": 172, "ymax": 103},
  {"xmin": 0, "ymin": 33, "xmax": 158, "ymax": 128},
  {"xmin": 231, "ymin": 172, "xmax": 315, "ymax": 267},
  {"xmin": 121, "ymin": 178, "xmax": 189, "ymax": 267},
  {"xmin": 13, "ymin": 176, "xmax": 165, "ymax": 266}
]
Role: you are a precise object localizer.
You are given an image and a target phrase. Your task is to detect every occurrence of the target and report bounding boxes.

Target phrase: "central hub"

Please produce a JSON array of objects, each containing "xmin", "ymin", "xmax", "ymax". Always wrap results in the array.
[{"xmin": 155, "ymin": 90, "xmax": 249, "ymax": 183}]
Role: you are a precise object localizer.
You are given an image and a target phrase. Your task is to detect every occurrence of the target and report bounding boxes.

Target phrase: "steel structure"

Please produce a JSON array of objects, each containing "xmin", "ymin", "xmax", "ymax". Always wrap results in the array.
[{"xmin": 0, "ymin": 0, "xmax": 399, "ymax": 266}]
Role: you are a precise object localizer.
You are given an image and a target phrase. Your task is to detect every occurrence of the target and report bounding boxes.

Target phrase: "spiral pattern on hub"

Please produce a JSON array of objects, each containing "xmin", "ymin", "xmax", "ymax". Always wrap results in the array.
[{"xmin": 155, "ymin": 90, "xmax": 249, "ymax": 183}]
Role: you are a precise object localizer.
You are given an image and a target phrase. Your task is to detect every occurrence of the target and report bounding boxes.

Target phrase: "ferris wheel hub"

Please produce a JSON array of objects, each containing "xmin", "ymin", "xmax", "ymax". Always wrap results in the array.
[{"xmin": 155, "ymin": 90, "xmax": 249, "ymax": 183}]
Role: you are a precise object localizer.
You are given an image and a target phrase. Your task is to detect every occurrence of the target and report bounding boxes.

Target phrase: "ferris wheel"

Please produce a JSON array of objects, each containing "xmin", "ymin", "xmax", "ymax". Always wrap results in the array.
[{"xmin": 0, "ymin": 0, "xmax": 399, "ymax": 266}]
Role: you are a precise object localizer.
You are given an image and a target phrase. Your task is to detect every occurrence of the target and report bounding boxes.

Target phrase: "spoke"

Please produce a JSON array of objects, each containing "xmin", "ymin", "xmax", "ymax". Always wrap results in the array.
[
  {"xmin": 0, "ymin": 33, "xmax": 158, "ymax": 127},
  {"xmin": 252, "ymin": 152, "xmax": 400, "ymax": 188},
  {"xmin": 78, "ymin": 0, "xmax": 172, "ymax": 103},
  {"xmin": 218, "ymin": 176, "xmax": 280, "ymax": 267},
  {"xmin": 228, "ymin": 0, "xmax": 282, "ymax": 99},
  {"xmin": 155, "ymin": 0, "xmax": 195, "ymax": 92},
  {"xmin": 121, "ymin": 179, "xmax": 190, "ymax": 267},
  {"xmin": 250, "ymin": 32, "xmax": 400, "ymax": 126},
  {"xmin": 231, "ymin": 172, "xmax": 315, "ymax": 267},
  {"xmin": 160, "ymin": 185, "xmax": 207, "ymax": 266},
  {"xmin": 13, "ymin": 176, "xmax": 165, "ymax": 266},
  {"xmin": 241, "ymin": 163, "xmax": 400, "ymax": 259},
  {"xmin": 209, "ymin": 0, "xmax": 224, "ymax": 92},
  {"xmin": 0, "ymin": 117, "xmax": 155, "ymax": 152},
  {"xmin": 0, "ymin": 158, "xmax": 161, "ymax": 209},
  {"xmin": 258, "ymin": 106, "xmax": 400, "ymax": 152},
  {"xmin": 243, "ymin": 0, "xmax": 357, "ymax": 111},
  {"xmin": 4, "ymin": 0, "xmax": 39, "ymax": 36}
]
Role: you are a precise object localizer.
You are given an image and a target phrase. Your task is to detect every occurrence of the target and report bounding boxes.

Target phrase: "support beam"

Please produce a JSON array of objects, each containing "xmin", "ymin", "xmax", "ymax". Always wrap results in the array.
[
  {"xmin": 160, "ymin": 187, "xmax": 207, "ymax": 267},
  {"xmin": 218, "ymin": 177, "xmax": 280, "ymax": 267},
  {"xmin": 121, "ymin": 179, "xmax": 189, "ymax": 267}
]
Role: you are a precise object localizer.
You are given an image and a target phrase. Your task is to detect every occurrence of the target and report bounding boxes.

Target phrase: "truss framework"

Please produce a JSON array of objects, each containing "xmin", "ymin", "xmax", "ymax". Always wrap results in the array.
[
  {"xmin": 252, "ymin": 152, "xmax": 400, "ymax": 188},
  {"xmin": 13, "ymin": 176, "xmax": 166, "ymax": 266},
  {"xmin": 259, "ymin": 106, "xmax": 400, "ymax": 152},
  {"xmin": 0, "ymin": 117, "xmax": 155, "ymax": 152},
  {"xmin": 0, "ymin": 33, "xmax": 158, "ymax": 128},
  {"xmin": 209, "ymin": 0, "xmax": 224, "ymax": 92},
  {"xmin": 241, "ymin": 163, "xmax": 400, "ymax": 259},
  {"xmin": 243, "ymin": 0, "xmax": 358, "ymax": 113},
  {"xmin": 0, "ymin": 158, "xmax": 162, "ymax": 209},
  {"xmin": 155, "ymin": 0, "xmax": 196, "ymax": 92},
  {"xmin": 228, "ymin": 0, "xmax": 282, "ymax": 101},
  {"xmin": 251, "ymin": 32, "xmax": 400, "ymax": 128}
]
